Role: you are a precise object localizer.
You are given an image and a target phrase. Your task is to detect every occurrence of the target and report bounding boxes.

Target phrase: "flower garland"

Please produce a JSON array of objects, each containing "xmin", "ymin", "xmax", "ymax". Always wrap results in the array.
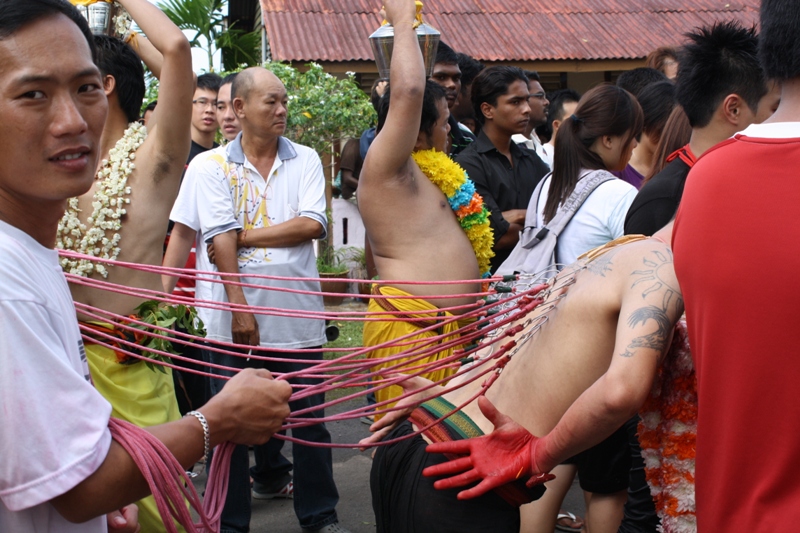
[
  {"xmin": 638, "ymin": 319, "xmax": 697, "ymax": 533},
  {"xmin": 411, "ymin": 149, "xmax": 494, "ymax": 279},
  {"xmin": 56, "ymin": 122, "xmax": 147, "ymax": 278}
]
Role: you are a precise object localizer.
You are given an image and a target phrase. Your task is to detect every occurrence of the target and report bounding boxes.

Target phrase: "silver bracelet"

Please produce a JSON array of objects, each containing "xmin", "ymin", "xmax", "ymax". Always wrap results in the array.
[{"xmin": 186, "ymin": 410, "xmax": 210, "ymax": 460}]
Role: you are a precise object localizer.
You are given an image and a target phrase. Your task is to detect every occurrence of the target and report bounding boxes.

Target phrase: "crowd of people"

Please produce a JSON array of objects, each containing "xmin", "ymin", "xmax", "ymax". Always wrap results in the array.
[{"xmin": 2, "ymin": 0, "xmax": 799, "ymax": 532}]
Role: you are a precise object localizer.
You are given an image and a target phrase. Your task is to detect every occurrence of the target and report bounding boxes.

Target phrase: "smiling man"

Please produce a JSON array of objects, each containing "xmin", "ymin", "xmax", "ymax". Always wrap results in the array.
[
  {"xmin": 0, "ymin": 3, "xmax": 291, "ymax": 532},
  {"xmin": 456, "ymin": 66, "xmax": 551, "ymax": 272}
]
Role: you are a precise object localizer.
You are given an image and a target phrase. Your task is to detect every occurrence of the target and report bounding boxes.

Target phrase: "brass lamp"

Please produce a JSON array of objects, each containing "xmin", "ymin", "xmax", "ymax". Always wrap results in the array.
[{"xmin": 368, "ymin": 2, "xmax": 441, "ymax": 80}]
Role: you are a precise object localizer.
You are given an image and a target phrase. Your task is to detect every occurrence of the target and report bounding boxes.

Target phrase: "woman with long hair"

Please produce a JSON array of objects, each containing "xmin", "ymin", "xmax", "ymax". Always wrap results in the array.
[{"xmin": 536, "ymin": 83, "xmax": 644, "ymax": 266}]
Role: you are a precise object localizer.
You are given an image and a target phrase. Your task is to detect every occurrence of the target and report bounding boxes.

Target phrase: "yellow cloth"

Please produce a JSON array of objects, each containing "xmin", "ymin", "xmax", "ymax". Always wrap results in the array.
[
  {"xmin": 84, "ymin": 329, "xmax": 185, "ymax": 533},
  {"xmin": 363, "ymin": 286, "xmax": 471, "ymax": 420}
]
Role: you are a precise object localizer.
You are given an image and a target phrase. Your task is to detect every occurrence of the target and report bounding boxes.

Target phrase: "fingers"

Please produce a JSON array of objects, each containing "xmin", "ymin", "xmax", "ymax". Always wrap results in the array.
[
  {"xmin": 421, "ymin": 456, "xmax": 472, "ymax": 478},
  {"xmin": 251, "ymin": 368, "xmax": 275, "ymax": 380},
  {"xmin": 431, "ymin": 469, "xmax": 481, "ymax": 490},
  {"xmin": 425, "ymin": 439, "xmax": 472, "ymax": 456},
  {"xmin": 456, "ymin": 477, "xmax": 504, "ymax": 500},
  {"xmin": 358, "ymin": 425, "xmax": 394, "ymax": 451},
  {"xmin": 477, "ymin": 395, "xmax": 509, "ymax": 429},
  {"xmin": 107, "ymin": 504, "xmax": 139, "ymax": 532}
]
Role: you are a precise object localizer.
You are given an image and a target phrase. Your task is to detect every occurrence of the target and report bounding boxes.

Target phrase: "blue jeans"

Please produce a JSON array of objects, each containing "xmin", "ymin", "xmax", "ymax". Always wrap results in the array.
[{"xmin": 207, "ymin": 346, "xmax": 339, "ymax": 532}]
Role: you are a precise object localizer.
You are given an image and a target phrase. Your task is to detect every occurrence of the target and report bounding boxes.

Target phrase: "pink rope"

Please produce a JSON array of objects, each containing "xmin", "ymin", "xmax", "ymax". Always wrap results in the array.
[{"xmin": 109, "ymin": 417, "xmax": 235, "ymax": 533}]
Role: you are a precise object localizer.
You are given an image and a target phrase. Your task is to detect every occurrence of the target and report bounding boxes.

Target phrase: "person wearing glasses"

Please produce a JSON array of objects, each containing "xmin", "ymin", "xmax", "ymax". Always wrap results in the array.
[
  {"xmin": 512, "ymin": 71, "xmax": 551, "ymax": 166},
  {"xmin": 189, "ymin": 72, "xmax": 222, "ymax": 161},
  {"xmin": 455, "ymin": 66, "xmax": 550, "ymax": 273}
]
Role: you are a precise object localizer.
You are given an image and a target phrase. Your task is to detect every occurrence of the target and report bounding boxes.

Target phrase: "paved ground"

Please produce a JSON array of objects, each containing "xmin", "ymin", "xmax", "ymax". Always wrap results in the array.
[{"xmin": 192, "ymin": 394, "xmax": 587, "ymax": 533}]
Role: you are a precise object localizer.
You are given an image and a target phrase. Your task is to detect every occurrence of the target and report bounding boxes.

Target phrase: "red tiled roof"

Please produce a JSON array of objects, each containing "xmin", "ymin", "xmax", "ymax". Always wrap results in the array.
[{"xmin": 259, "ymin": 0, "xmax": 758, "ymax": 63}]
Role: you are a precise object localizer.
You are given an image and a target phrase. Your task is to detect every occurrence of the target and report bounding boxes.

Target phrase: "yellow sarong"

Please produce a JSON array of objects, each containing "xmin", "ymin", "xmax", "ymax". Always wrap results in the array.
[
  {"xmin": 84, "ymin": 323, "xmax": 185, "ymax": 533},
  {"xmin": 363, "ymin": 286, "xmax": 472, "ymax": 419}
]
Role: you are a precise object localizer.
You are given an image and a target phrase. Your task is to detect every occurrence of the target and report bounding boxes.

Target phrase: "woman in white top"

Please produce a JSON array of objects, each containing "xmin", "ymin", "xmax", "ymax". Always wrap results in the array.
[{"xmin": 536, "ymin": 84, "xmax": 643, "ymax": 266}]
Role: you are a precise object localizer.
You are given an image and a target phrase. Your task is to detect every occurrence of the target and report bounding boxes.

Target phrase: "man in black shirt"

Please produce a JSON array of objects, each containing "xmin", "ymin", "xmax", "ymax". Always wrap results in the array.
[
  {"xmin": 456, "ymin": 66, "xmax": 549, "ymax": 272},
  {"xmin": 624, "ymin": 25, "xmax": 780, "ymax": 237},
  {"xmin": 430, "ymin": 42, "xmax": 476, "ymax": 158}
]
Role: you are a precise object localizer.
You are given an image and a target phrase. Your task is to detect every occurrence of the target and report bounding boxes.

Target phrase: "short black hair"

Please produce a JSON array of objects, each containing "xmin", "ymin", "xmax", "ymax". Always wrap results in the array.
[
  {"xmin": 760, "ymin": 0, "xmax": 800, "ymax": 80},
  {"xmin": 435, "ymin": 41, "xmax": 459, "ymax": 65},
  {"xmin": 0, "ymin": 0, "xmax": 95, "ymax": 60},
  {"xmin": 94, "ymin": 35, "xmax": 146, "ymax": 124},
  {"xmin": 456, "ymin": 53, "xmax": 484, "ymax": 95},
  {"xmin": 197, "ymin": 72, "xmax": 222, "ymax": 93},
  {"xmin": 221, "ymin": 72, "xmax": 238, "ymax": 86},
  {"xmin": 471, "ymin": 66, "xmax": 529, "ymax": 125},
  {"xmin": 370, "ymin": 77, "xmax": 388, "ymax": 113},
  {"xmin": 536, "ymin": 88, "xmax": 581, "ymax": 142},
  {"xmin": 523, "ymin": 70, "xmax": 541, "ymax": 82},
  {"xmin": 616, "ymin": 67, "xmax": 667, "ymax": 97},
  {"xmin": 637, "ymin": 80, "xmax": 676, "ymax": 142},
  {"xmin": 376, "ymin": 80, "xmax": 447, "ymax": 138},
  {"xmin": 677, "ymin": 21, "xmax": 767, "ymax": 128}
]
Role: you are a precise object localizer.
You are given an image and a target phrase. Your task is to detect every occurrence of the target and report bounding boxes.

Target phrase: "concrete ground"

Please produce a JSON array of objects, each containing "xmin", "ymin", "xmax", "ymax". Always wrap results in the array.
[{"xmin": 192, "ymin": 394, "xmax": 587, "ymax": 533}]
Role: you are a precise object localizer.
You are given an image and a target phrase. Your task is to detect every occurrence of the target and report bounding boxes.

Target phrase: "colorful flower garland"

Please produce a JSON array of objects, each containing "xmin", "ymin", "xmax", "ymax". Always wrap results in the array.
[
  {"xmin": 411, "ymin": 149, "xmax": 494, "ymax": 279},
  {"xmin": 638, "ymin": 319, "xmax": 697, "ymax": 533},
  {"xmin": 57, "ymin": 122, "xmax": 146, "ymax": 278}
]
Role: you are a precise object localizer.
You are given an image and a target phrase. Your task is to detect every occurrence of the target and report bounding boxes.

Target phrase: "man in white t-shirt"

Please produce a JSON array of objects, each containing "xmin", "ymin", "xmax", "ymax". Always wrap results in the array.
[
  {"xmin": 188, "ymin": 67, "xmax": 349, "ymax": 533},
  {"xmin": 0, "ymin": 3, "xmax": 291, "ymax": 531}
]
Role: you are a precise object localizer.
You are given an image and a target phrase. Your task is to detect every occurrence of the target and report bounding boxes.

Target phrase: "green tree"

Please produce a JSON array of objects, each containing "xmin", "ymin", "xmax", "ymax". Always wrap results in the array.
[{"xmin": 157, "ymin": 0, "xmax": 259, "ymax": 71}]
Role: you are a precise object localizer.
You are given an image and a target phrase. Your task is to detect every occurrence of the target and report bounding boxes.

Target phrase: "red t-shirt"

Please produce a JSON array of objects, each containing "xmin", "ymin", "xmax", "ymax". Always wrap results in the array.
[{"xmin": 673, "ymin": 127, "xmax": 800, "ymax": 532}]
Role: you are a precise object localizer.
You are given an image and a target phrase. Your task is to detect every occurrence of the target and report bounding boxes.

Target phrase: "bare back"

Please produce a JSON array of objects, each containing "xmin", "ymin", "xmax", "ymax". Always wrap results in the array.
[
  {"xmin": 438, "ymin": 236, "xmax": 682, "ymax": 437},
  {"xmin": 358, "ymin": 157, "xmax": 480, "ymax": 311},
  {"xmin": 70, "ymin": 130, "xmax": 189, "ymax": 319}
]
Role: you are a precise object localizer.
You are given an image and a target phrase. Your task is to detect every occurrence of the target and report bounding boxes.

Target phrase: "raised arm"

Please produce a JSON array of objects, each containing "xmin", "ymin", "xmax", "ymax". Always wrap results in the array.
[
  {"xmin": 118, "ymin": 0, "xmax": 193, "ymax": 168},
  {"xmin": 360, "ymin": 0, "xmax": 425, "ymax": 182}
]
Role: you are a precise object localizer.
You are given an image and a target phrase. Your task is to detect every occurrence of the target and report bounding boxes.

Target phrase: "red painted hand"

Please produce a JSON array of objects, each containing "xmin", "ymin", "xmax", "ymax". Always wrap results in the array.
[{"xmin": 421, "ymin": 395, "xmax": 554, "ymax": 500}]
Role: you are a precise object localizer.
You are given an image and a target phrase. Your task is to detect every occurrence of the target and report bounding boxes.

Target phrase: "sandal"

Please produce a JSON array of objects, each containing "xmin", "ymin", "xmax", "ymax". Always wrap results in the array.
[{"xmin": 555, "ymin": 510, "xmax": 585, "ymax": 532}]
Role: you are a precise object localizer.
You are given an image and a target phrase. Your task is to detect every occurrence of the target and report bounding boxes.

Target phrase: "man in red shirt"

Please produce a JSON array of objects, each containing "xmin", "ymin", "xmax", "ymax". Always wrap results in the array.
[{"xmin": 672, "ymin": 1, "xmax": 800, "ymax": 530}]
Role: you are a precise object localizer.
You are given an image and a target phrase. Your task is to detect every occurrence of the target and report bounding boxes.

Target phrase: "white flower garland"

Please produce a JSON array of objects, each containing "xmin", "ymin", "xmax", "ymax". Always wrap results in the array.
[{"xmin": 56, "ymin": 122, "xmax": 146, "ymax": 278}]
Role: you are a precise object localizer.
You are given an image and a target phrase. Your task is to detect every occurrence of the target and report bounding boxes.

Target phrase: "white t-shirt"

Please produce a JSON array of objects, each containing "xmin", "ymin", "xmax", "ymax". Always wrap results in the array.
[
  {"xmin": 536, "ymin": 172, "xmax": 637, "ymax": 266},
  {"xmin": 0, "ymin": 220, "xmax": 111, "ymax": 532},
  {"xmin": 193, "ymin": 135, "xmax": 327, "ymax": 348},
  {"xmin": 541, "ymin": 142, "xmax": 555, "ymax": 169}
]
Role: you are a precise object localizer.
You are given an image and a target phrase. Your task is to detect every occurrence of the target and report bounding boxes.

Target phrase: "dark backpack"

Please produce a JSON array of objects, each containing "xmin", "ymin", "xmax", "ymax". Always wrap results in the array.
[{"xmin": 496, "ymin": 169, "xmax": 616, "ymax": 280}]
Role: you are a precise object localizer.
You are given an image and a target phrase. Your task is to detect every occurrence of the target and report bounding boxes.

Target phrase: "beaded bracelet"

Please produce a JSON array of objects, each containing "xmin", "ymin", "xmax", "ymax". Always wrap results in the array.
[{"xmin": 186, "ymin": 410, "xmax": 210, "ymax": 460}]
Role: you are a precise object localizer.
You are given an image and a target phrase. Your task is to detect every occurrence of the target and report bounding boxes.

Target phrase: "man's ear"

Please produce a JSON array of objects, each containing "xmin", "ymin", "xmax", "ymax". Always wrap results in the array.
[
  {"xmin": 721, "ymin": 94, "xmax": 744, "ymax": 126},
  {"xmin": 414, "ymin": 130, "xmax": 430, "ymax": 152},
  {"xmin": 480, "ymin": 101, "xmax": 495, "ymax": 122},
  {"xmin": 551, "ymin": 119, "xmax": 562, "ymax": 135},
  {"xmin": 102, "ymin": 74, "xmax": 116, "ymax": 97},
  {"xmin": 232, "ymin": 97, "xmax": 245, "ymax": 119}
]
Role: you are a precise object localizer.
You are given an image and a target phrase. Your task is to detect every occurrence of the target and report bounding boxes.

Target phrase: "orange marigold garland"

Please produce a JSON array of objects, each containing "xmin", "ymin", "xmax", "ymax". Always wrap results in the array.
[{"xmin": 638, "ymin": 319, "xmax": 697, "ymax": 533}]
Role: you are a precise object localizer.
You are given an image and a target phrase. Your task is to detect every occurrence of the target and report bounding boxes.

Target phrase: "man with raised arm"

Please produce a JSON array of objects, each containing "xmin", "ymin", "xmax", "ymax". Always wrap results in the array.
[
  {"xmin": 359, "ymin": 0, "xmax": 494, "ymax": 411},
  {"xmin": 53, "ymin": 0, "xmax": 195, "ymax": 529},
  {"xmin": 0, "ymin": 2, "xmax": 290, "ymax": 532},
  {"xmin": 363, "ymin": 222, "xmax": 684, "ymax": 533}
]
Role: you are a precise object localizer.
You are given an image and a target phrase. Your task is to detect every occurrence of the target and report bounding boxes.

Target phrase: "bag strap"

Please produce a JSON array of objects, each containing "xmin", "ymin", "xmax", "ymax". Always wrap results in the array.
[{"xmin": 521, "ymin": 170, "xmax": 616, "ymax": 249}]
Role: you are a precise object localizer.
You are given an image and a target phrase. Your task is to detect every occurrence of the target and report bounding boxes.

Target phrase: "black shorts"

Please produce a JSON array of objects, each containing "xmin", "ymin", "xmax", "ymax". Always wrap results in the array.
[
  {"xmin": 563, "ymin": 424, "xmax": 631, "ymax": 494},
  {"xmin": 371, "ymin": 421, "xmax": 526, "ymax": 533}
]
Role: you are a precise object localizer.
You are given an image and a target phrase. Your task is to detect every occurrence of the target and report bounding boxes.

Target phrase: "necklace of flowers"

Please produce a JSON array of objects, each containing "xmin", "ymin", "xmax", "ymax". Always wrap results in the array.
[
  {"xmin": 411, "ymin": 149, "xmax": 495, "ymax": 280},
  {"xmin": 56, "ymin": 121, "xmax": 147, "ymax": 278},
  {"xmin": 638, "ymin": 319, "xmax": 697, "ymax": 533}
]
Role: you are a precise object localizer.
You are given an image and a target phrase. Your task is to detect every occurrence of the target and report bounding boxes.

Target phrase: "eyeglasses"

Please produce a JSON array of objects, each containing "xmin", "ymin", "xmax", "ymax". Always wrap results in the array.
[
  {"xmin": 529, "ymin": 92, "xmax": 547, "ymax": 100},
  {"xmin": 193, "ymin": 98, "xmax": 218, "ymax": 109}
]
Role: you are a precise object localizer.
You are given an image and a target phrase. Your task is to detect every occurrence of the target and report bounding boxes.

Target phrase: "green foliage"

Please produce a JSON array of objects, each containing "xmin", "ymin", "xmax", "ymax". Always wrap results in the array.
[
  {"xmin": 316, "ymin": 247, "xmax": 351, "ymax": 274},
  {"xmin": 264, "ymin": 62, "xmax": 376, "ymax": 157},
  {"xmin": 158, "ymin": 0, "xmax": 259, "ymax": 71},
  {"xmin": 131, "ymin": 301, "xmax": 207, "ymax": 373}
]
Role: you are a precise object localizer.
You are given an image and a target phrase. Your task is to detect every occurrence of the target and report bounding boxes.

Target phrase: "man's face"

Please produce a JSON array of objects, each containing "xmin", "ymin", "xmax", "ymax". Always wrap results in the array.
[
  {"xmin": 216, "ymin": 83, "xmax": 241, "ymax": 141},
  {"xmin": 430, "ymin": 63, "xmax": 462, "ymax": 110},
  {"xmin": 527, "ymin": 80, "xmax": 549, "ymax": 130},
  {"xmin": 484, "ymin": 80, "xmax": 531, "ymax": 136},
  {"xmin": 235, "ymin": 72, "xmax": 288, "ymax": 138},
  {"xmin": 191, "ymin": 87, "xmax": 218, "ymax": 135},
  {"xmin": 420, "ymin": 98, "xmax": 451, "ymax": 153},
  {"xmin": 0, "ymin": 14, "xmax": 107, "ymax": 207}
]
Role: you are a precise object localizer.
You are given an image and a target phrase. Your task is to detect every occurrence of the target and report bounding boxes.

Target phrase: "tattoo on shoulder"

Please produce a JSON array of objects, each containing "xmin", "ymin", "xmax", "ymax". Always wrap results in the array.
[
  {"xmin": 630, "ymin": 249, "xmax": 683, "ymax": 311},
  {"xmin": 584, "ymin": 248, "xmax": 620, "ymax": 277},
  {"xmin": 619, "ymin": 305, "xmax": 672, "ymax": 358},
  {"xmin": 619, "ymin": 248, "xmax": 684, "ymax": 358}
]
